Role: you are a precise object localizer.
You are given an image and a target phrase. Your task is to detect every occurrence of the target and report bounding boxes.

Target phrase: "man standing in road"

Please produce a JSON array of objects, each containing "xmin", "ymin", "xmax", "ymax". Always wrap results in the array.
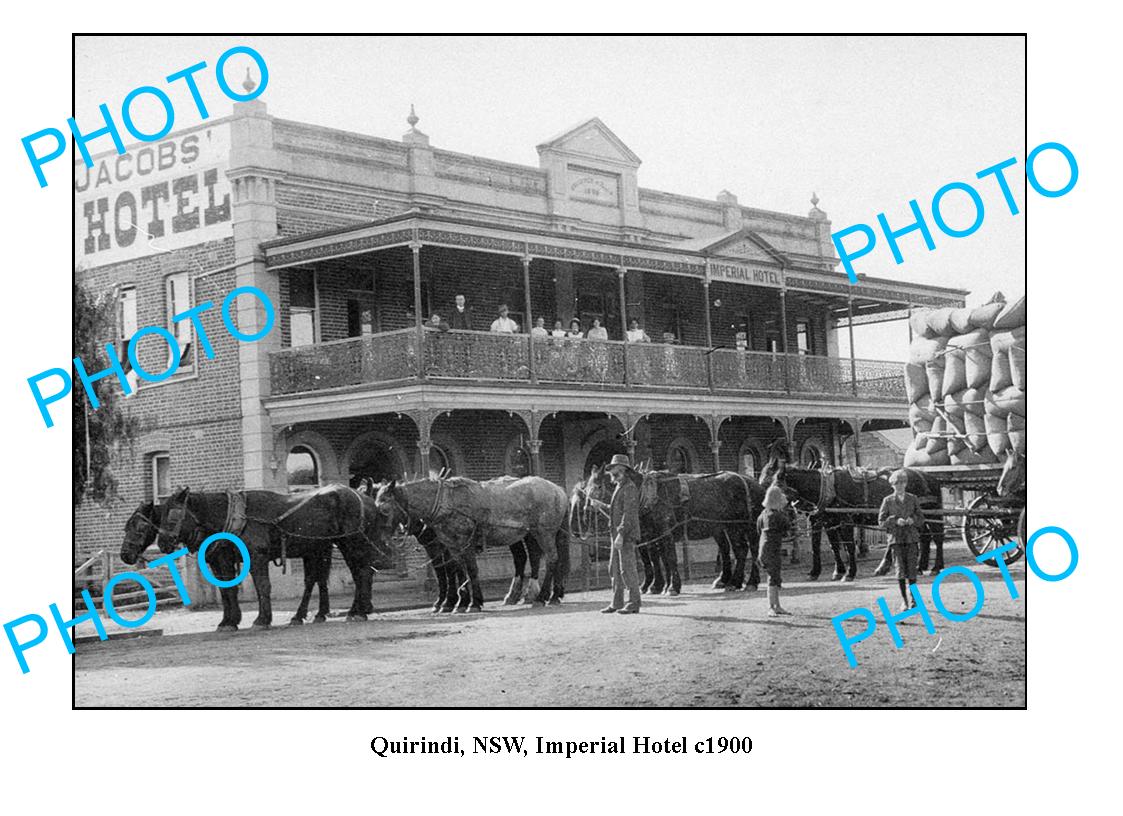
[{"xmin": 602, "ymin": 454, "xmax": 642, "ymax": 615}]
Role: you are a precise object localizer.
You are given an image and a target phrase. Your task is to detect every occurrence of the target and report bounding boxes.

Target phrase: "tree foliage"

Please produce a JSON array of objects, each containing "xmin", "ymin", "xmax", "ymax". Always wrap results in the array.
[{"xmin": 73, "ymin": 277, "xmax": 140, "ymax": 508}]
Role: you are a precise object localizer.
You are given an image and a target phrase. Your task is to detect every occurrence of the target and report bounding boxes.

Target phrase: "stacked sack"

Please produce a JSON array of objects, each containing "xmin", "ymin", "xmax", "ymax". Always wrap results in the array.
[{"xmin": 903, "ymin": 293, "xmax": 1026, "ymax": 467}]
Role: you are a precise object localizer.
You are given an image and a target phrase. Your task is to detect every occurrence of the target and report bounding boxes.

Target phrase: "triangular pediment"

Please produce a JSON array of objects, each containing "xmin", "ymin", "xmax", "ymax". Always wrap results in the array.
[
  {"xmin": 700, "ymin": 228, "xmax": 787, "ymax": 265},
  {"xmin": 537, "ymin": 118, "xmax": 641, "ymax": 166}
]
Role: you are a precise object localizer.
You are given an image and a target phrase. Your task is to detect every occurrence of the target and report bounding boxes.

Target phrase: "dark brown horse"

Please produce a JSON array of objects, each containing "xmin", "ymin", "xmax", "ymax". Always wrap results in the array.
[
  {"xmin": 761, "ymin": 451, "xmax": 945, "ymax": 580},
  {"xmin": 373, "ymin": 476, "xmax": 569, "ymax": 610},
  {"xmin": 638, "ymin": 470, "xmax": 765, "ymax": 591},
  {"xmin": 156, "ymin": 485, "xmax": 395, "ymax": 630}
]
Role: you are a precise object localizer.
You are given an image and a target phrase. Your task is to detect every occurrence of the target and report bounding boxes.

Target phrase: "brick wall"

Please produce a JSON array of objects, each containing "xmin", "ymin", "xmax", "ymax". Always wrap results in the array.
[{"xmin": 75, "ymin": 238, "xmax": 243, "ymax": 565}]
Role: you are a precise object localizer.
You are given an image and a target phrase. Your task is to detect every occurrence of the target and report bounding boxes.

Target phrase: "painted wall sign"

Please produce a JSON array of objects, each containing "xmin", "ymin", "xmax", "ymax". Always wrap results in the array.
[
  {"xmin": 74, "ymin": 123, "xmax": 232, "ymax": 266},
  {"xmin": 708, "ymin": 262, "xmax": 784, "ymax": 288}
]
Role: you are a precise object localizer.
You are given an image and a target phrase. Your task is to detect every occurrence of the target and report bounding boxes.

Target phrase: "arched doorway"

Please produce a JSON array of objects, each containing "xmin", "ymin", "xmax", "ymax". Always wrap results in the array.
[
  {"xmin": 347, "ymin": 437, "xmax": 404, "ymax": 487},
  {"xmin": 583, "ymin": 437, "xmax": 626, "ymax": 477}
]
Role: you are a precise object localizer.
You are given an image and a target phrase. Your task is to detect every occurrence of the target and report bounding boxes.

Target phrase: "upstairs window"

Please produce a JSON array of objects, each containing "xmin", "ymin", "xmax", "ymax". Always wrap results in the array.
[
  {"xmin": 796, "ymin": 320, "xmax": 813, "ymax": 355},
  {"xmin": 149, "ymin": 452, "xmax": 171, "ymax": 503},
  {"xmin": 290, "ymin": 271, "xmax": 317, "ymax": 347},
  {"xmin": 119, "ymin": 286, "xmax": 138, "ymax": 390},
  {"xmin": 166, "ymin": 272, "xmax": 194, "ymax": 375}
]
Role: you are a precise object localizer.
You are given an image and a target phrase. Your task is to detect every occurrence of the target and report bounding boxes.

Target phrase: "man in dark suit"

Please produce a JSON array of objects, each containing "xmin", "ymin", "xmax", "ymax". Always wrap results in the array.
[
  {"xmin": 449, "ymin": 294, "xmax": 472, "ymax": 330},
  {"xmin": 602, "ymin": 454, "xmax": 642, "ymax": 614}
]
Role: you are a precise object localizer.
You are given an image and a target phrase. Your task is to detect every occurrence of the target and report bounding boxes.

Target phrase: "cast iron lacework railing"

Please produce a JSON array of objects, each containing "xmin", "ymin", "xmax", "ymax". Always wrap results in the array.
[{"xmin": 269, "ymin": 328, "xmax": 907, "ymax": 401}]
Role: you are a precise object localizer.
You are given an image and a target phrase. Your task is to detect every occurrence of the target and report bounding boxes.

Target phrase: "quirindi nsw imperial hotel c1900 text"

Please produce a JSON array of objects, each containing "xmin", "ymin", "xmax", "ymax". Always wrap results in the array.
[{"xmin": 74, "ymin": 88, "xmax": 966, "ymax": 601}]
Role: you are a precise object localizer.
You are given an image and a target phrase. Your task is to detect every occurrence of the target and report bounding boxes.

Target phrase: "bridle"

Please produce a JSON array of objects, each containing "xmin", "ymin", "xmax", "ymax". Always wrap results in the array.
[{"xmin": 160, "ymin": 488, "xmax": 205, "ymax": 549}]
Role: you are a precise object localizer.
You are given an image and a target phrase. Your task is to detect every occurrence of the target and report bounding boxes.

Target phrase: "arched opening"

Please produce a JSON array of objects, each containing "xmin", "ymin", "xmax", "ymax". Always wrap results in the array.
[
  {"xmin": 347, "ymin": 437, "xmax": 403, "ymax": 487},
  {"xmin": 738, "ymin": 439, "xmax": 766, "ymax": 478},
  {"xmin": 583, "ymin": 437, "xmax": 627, "ymax": 477},
  {"xmin": 800, "ymin": 440, "xmax": 826, "ymax": 469},
  {"xmin": 428, "ymin": 445, "xmax": 450, "ymax": 478},
  {"xmin": 286, "ymin": 445, "xmax": 319, "ymax": 491},
  {"xmin": 667, "ymin": 443, "xmax": 694, "ymax": 474}
]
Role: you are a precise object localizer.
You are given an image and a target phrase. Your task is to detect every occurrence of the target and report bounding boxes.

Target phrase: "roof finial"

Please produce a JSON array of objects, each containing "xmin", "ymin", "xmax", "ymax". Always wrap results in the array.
[
  {"xmin": 407, "ymin": 104, "xmax": 419, "ymax": 130},
  {"xmin": 242, "ymin": 68, "xmax": 257, "ymax": 94},
  {"xmin": 811, "ymin": 191, "xmax": 820, "ymax": 208}
]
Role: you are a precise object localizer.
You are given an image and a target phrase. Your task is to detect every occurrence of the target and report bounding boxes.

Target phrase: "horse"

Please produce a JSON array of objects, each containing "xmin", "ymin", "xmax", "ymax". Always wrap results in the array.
[
  {"xmin": 120, "ymin": 502, "xmax": 162, "ymax": 566},
  {"xmin": 373, "ymin": 475, "xmax": 569, "ymax": 610},
  {"xmin": 761, "ymin": 453, "xmax": 945, "ymax": 580},
  {"xmin": 638, "ymin": 470, "xmax": 765, "ymax": 591},
  {"xmin": 360, "ymin": 477, "xmax": 550, "ymax": 613},
  {"xmin": 156, "ymin": 485, "xmax": 395, "ymax": 630}
]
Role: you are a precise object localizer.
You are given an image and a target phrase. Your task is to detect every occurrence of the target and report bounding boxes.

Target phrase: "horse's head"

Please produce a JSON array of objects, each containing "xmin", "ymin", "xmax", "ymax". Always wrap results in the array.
[
  {"xmin": 372, "ymin": 479, "xmax": 407, "ymax": 526},
  {"xmin": 156, "ymin": 486, "xmax": 201, "ymax": 554},
  {"xmin": 997, "ymin": 449, "xmax": 1026, "ymax": 497},
  {"xmin": 120, "ymin": 502, "xmax": 160, "ymax": 565},
  {"xmin": 760, "ymin": 454, "xmax": 787, "ymax": 488}
]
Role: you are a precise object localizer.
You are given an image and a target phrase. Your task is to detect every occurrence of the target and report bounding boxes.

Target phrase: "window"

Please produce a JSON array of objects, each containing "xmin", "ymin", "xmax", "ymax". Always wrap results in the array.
[
  {"xmin": 150, "ymin": 453, "xmax": 171, "ymax": 503},
  {"xmin": 796, "ymin": 320, "xmax": 814, "ymax": 355},
  {"xmin": 166, "ymin": 273, "xmax": 194, "ymax": 373},
  {"xmin": 347, "ymin": 298, "xmax": 375, "ymax": 337},
  {"xmin": 290, "ymin": 271, "xmax": 317, "ymax": 347},
  {"xmin": 286, "ymin": 446, "xmax": 319, "ymax": 491},
  {"xmin": 119, "ymin": 286, "xmax": 138, "ymax": 391}
]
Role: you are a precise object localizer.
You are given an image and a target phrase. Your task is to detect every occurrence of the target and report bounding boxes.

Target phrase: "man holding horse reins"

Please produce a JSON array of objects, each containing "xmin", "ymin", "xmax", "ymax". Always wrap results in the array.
[{"xmin": 602, "ymin": 454, "xmax": 642, "ymax": 614}]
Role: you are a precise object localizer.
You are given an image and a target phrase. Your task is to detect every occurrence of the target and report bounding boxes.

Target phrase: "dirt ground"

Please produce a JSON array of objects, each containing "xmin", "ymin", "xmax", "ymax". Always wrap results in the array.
[{"xmin": 74, "ymin": 548, "xmax": 1026, "ymax": 708}]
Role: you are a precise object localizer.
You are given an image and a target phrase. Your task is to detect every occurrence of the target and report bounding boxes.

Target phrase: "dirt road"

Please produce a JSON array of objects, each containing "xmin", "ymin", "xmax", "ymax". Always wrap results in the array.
[{"xmin": 75, "ymin": 546, "xmax": 1026, "ymax": 708}]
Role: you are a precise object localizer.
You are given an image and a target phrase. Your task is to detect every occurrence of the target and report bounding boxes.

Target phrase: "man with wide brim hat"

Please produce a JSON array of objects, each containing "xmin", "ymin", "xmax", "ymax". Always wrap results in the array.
[{"xmin": 602, "ymin": 453, "xmax": 642, "ymax": 614}]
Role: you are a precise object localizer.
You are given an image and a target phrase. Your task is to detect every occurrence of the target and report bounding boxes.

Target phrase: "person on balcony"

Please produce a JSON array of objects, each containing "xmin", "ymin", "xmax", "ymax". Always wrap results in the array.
[
  {"xmin": 550, "ymin": 320, "xmax": 567, "ymax": 339},
  {"xmin": 626, "ymin": 319, "xmax": 650, "ymax": 343},
  {"xmin": 490, "ymin": 304, "xmax": 519, "ymax": 334},
  {"xmin": 450, "ymin": 294, "xmax": 472, "ymax": 330},
  {"xmin": 531, "ymin": 316, "xmax": 549, "ymax": 338},
  {"xmin": 426, "ymin": 313, "xmax": 449, "ymax": 332},
  {"xmin": 566, "ymin": 318, "xmax": 583, "ymax": 339},
  {"xmin": 587, "ymin": 317, "xmax": 609, "ymax": 341}
]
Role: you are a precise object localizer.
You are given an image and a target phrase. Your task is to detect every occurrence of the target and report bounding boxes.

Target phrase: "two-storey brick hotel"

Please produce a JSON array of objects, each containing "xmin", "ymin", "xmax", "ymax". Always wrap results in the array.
[{"xmin": 74, "ymin": 95, "xmax": 967, "ymax": 582}]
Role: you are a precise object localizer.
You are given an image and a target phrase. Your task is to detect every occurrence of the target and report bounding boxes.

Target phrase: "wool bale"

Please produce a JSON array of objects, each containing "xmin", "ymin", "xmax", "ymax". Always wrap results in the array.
[
  {"xmin": 943, "ymin": 388, "xmax": 967, "ymax": 419},
  {"xmin": 992, "ymin": 385, "xmax": 1026, "ymax": 418},
  {"xmin": 922, "ymin": 341, "xmax": 948, "ymax": 401},
  {"xmin": 944, "ymin": 411, "xmax": 966, "ymax": 438},
  {"xmin": 963, "ymin": 412, "xmax": 989, "ymax": 452},
  {"xmin": 909, "ymin": 335, "xmax": 947, "ymax": 365},
  {"xmin": 961, "ymin": 330, "xmax": 994, "ymax": 389},
  {"xmin": 990, "ymin": 332, "xmax": 1014, "ymax": 392},
  {"xmin": 909, "ymin": 401, "xmax": 935, "ymax": 431},
  {"xmin": 992, "ymin": 295, "xmax": 1026, "ymax": 330},
  {"xmin": 968, "ymin": 301, "xmax": 1005, "ymax": 331},
  {"xmin": 941, "ymin": 344, "xmax": 968, "ymax": 395},
  {"xmin": 949, "ymin": 307, "xmax": 975, "ymax": 334},
  {"xmin": 905, "ymin": 363, "xmax": 929, "ymax": 404},
  {"xmin": 926, "ymin": 308, "xmax": 956, "ymax": 336},
  {"xmin": 925, "ymin": 416, "xmax": 948, "ymax": 454},
  {"xmin": 910, "ymin": 308, "xmax": 937, "ymax": 339},
  {"xmin": 1008, "ymin": 413, "xmax": 1026, "ymax": 455},
  {"xmin": 985, "ymin": 413, "xmax": 1009, "ymax": 456},
  {"xmin": 904, "ymin": 444, "xmax": 951, "ymax": 468},
  {"xmin": 961, "ymin": 387, "xmax": 987, "ymax": 415},
  {"xmin": 1008, "ymin": 326, "xmax": 1026, "ymax": 391},
  {"xmin": 948, "ymin": 437, "xmax": 967, "ymax": 457}
]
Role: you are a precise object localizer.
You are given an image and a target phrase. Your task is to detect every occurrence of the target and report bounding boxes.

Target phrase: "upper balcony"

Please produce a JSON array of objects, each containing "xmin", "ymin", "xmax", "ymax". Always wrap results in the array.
[{"xmin": 269, "ymin": 328, "xmax": 906, "ymax": 402}]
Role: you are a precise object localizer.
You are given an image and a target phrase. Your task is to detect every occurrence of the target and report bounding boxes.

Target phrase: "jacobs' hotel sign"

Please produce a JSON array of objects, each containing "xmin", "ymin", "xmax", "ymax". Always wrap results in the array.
[{"xmin": 74, "ymin": 121, "xmax": 233, "ymax": 266}]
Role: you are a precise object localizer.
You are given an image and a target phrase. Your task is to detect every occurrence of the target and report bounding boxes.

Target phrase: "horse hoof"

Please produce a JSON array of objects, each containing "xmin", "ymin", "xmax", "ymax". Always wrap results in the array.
[
  {"xmin": 668, "ymin": 589, "xmax": 680, "ymax": 597},
  {"xmin": 215, "ymin": 624, "xmax": 238, "ymax": 632},
  {"xmin": 745, "ymin": 584, "xmax": 758, "ymax": 592},
  {"xmin": 711, "ymin": 579, "xmax": 727, "ymax": 590},
  {"xmin": 312, "ymin": 616, "xmax": 327, "ymax": 624},
  {"xmin": 830, "ymin": 572, "xmax": 845, "ymax": 581},
  {"xmin": 549, "ymin": 597, "xmax": 562, "ymax": 605},
  {"xmin": 453, "ymin": 607, "xmax": 468, "ymax": 614},
  {"xmin": 346, "ymin": 614, "xmax": 368, "ymax": 622},
  {"xmin": 843, "ymin": 575, "xmax": 855, "ymax": 583},
  {"xmin": 807, "ymin": 573, "xmax": 819, "ymax": 581},
  {"xmin": 651, "ymin": 587, "xmax": 665, "ymax": 596},
  {"xmin": 439, "ymin": 606, "xmax": 455, "ymax": 614},
  {"xmin": 252, "ymin": 622, "xmax": 271, "ymax": 630},
  {"xmin": 288, "ymin": 618, "xmax": 304, "ymax": 626},
  {"xmin": 468, "ymin": 605, "xmax": 483, "ymax": 613},
  {"xmin": 724, "ymin": 585, "xmax": 740, "ymax": 592}
]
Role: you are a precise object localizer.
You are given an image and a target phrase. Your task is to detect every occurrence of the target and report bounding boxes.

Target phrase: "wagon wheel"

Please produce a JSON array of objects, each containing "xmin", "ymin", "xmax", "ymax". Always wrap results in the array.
[
  {"xmin": 962, "ymin": 493, "xmax": 1024, "ymax": 565},
  {"xmin": 1017, "ymin": 505, "xmax": 1028, "ymax": 550}
]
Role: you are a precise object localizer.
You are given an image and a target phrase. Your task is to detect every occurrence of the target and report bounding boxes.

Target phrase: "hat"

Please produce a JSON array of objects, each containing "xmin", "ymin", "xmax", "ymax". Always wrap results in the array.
[{"xmin": 606, "ymin": 454, "xmax": 633, "ymax": 471}]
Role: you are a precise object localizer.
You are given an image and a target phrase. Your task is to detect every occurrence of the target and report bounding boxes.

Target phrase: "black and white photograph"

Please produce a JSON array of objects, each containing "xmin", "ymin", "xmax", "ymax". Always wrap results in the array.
[{"xmin": 66, "ymin": 34, "xmax": 1032, "ymax": 708}]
